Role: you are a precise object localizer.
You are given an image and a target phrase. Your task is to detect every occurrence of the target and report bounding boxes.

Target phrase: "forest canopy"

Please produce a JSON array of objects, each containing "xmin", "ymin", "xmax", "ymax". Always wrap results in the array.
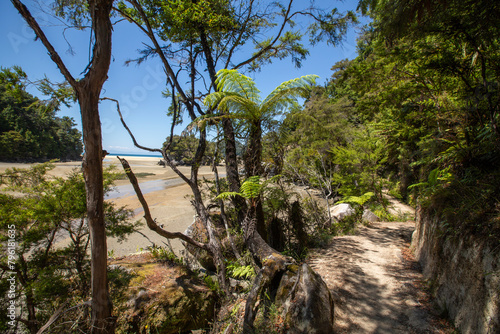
[
  {"xmin": 274, "ymin": 0, "xmax": 500, "ymax": 240},
  {"xmin": 0, "ymin": 67, "xmax": 82, "ymax": 162}
]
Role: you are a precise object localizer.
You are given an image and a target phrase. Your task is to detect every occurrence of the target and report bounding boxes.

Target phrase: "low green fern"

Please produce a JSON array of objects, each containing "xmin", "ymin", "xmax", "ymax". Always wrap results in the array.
[
  {"xmin": 216, "ymin": 175, "xmax": 282, "ymax": 206},
  {"xmin": 338, "ymin": 191, "xmax": 375, "ymax": 206},
  {"xmin": 227, "ymin": 261, "xmax": 256, "ymax": 280}
]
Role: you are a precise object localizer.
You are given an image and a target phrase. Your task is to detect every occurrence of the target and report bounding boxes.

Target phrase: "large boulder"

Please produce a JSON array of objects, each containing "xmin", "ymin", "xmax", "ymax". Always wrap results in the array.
[
  {"xmin": 115, "ymin": 255, "xmax": 216, "ymax": 334},
  {"xmin": 329, "ymin": 203, "xmax": 354, "ymax": 221},
  {"xmin": 275, "ymin": 263, "xmax": 335, "ymax": 333}
]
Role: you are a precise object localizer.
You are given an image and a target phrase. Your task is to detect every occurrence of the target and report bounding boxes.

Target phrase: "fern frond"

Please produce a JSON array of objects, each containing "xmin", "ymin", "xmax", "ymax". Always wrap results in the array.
[
  {"xmin": 216, "ymin": 191, "xmax": 243, "ymax": 201},
  {"xmin": 261, "ymin": 74, "xmax": 318, "ymax": 113},
  {"xmin": 338, "ymin": 191, "xmax": 375, "ymax": 206},
  {"xmin": 215, "ymin": 69, "xmax": 261, "ymax": 103},
  {"xmin": 240, "ymin": 176, "xmax": 262, "ymax": 199}
]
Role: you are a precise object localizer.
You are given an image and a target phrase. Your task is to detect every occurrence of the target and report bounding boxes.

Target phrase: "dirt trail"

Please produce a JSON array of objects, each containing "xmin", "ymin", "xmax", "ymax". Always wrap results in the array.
[{"xmin": 308, "ymin": 222, "xmax": 451, "ymax": 333}]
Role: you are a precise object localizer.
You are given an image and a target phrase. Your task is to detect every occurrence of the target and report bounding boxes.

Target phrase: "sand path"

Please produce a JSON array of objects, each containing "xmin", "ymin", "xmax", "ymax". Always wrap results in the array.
[{"xmin": 308, "ymin": 220, "xmax": 453, "ymax": 333}]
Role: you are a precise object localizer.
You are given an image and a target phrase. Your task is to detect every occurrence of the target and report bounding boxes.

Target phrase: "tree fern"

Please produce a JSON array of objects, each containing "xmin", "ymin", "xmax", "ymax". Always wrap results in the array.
[{"xmin": 203, "ymin": 69, "xmax": 317, "ymax": 126}]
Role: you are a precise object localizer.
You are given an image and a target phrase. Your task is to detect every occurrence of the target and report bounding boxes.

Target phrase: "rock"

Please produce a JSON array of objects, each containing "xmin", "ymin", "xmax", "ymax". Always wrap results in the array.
[
  {"xmin": 362, "ymin": 209, "xmax": 380, "ymax": 223},
  {"xmin": 183, "ymin": 217, "xmax": 217, "ymax": 271},
  {"xmin": 329, "ymin": 203, "xmax": 354, "ymax": 221},
  {"xmin": 229, "ymin": 277, "xmax": 251, "ymax": 292},
  {"xmin": 412, "ymin": 208, "xmax": 500, "ymax": 334},
  {"xmin": 275, "ymin": 263, "xmax": 335, "ymax": 334},
  {"xmin": 116, "ymin": 258, "xmax": 217, "ymax": 334}
]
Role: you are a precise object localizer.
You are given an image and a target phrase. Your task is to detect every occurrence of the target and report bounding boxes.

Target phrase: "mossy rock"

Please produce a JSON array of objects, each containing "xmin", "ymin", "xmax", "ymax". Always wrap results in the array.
[{"xmin": 114, "ymin": 255, "xmax": 217, "ymax": 333}]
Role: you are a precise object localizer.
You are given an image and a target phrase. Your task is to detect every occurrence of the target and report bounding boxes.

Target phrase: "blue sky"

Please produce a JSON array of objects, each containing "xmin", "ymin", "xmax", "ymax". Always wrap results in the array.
[{"xmin": 1, "ymin": 0, "xmax": 368, "ymax": 155}]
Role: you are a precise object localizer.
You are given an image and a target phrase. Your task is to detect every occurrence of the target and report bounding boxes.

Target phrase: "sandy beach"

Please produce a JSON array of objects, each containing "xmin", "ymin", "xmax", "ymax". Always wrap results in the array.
[{"xmin": 0, "ymin": 155, "xmax": 218, "ymax": 257}]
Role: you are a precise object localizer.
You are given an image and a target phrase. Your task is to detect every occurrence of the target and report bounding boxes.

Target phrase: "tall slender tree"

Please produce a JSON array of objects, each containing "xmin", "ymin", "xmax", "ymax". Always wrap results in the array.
[
  {"xmin": 205, "ymin": 69, "xmax": 317, "ymax": 239},
  {"xmin": 10, "ymin": 1, "xmax": 115, "ymax": 332}
]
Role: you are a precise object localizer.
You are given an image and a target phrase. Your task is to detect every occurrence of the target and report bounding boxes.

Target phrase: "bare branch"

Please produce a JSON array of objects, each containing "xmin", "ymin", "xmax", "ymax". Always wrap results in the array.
[
  {"xmin": 101, "ymin": 97, "xmax": 193, "ymax": 185},
  {"xmin": 117, "ymin": 157, "xmax": 209, "ymax": 250},
  {"xmin": 233, "ymin": 0, "xmax": 294, "ymax": 70},
  {"xmin": 224, "ymin": 0, "xmax": 255, "ymax": 69},
  {"xmin": 10, "ymin": 0, "xmax": 77, "ymax": 87},
  {"xmin": 100, "ymin": 97, "xmax": 162, "ymax": 154},
  {"xmin": 127, "ymin": 0, "xmax": 191, "ymax": 108}
]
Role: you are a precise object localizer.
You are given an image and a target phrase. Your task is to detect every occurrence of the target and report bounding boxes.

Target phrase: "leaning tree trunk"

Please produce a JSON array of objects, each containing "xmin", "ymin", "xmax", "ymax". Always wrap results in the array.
[{"xmin": 241, "ymin": 206, "xmax": 291, "ymax": 332}]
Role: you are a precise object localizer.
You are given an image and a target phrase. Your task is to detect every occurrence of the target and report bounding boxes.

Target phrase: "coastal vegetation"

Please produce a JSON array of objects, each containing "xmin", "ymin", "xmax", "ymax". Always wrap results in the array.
[
  {"xmin": 2, "ymin": 0, "xmax": 499, "ymax": 333},
  {"xmin": 0, "ymin": 67, "xmax": 82, "ymax": 162},
  {"xmin": 0, "ymin": 163, "xmax": 140, "ymax": 334}
]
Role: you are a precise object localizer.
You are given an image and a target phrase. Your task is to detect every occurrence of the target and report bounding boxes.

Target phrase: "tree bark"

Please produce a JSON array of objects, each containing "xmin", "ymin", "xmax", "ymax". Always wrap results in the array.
[
  {"xmin": 11, "ymin": 1, "xmax": 115, "ymax": 332},
  {"xmin": 244, "ymin": 120, "xmax": 268, "ymax": 241},
  {"xmin": 240, "ymin": 206, "xmax": 292, "ymax": 333},
  {"xmin": 78, "ymin": 91, "xmax": 114, "ymax": 334}
]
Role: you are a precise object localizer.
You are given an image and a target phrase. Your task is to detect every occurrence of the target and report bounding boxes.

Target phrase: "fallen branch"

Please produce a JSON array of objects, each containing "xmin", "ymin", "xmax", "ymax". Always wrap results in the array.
[
  {"xmin": 36, "ymin": 300, "xmax": 91, "ymax": 334},
  {"xmin": 117, "ymin": 156, "xmax": 209, "ymax": 251}
]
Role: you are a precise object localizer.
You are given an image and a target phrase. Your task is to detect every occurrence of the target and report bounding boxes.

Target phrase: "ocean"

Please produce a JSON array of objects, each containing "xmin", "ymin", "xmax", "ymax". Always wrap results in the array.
[{"xmin": 108, "ymin": 153, "xmax": 163, "ymax": 158}]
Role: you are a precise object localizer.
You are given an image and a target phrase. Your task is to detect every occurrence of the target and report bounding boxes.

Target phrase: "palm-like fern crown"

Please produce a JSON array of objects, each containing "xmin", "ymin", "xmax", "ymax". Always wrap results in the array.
[{"xmin": 204, "ymin": 69, "xmax": 318, "ymax": 122}]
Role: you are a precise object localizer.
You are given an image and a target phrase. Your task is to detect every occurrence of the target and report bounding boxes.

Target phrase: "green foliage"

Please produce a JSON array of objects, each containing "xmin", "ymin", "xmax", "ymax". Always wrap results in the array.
[
  {"xmin": 149, "ymin": 245, "xmax": 182, "ymax": 265},
  {"xmin": 226, "ymin": 261, "xmax": 255, "ymax": 280},
  {"xmin": 205, "ymin": 69, "xmax": 317, "ymax": 179},
  {"xmin": 317, "ymin": 0, "xmax": 500, "ymax": 239},
  {"xmin": 0, "ymin": 67, "xmax": 82, "ymax": 161},
  {"xmin": 116, "ymin": 0, "xmax": 355, "ymax": 75},
  {"xmin": 0, "ymin": 163, "xmax": 140, "ymax": 333},
  {"xmin": 162, "ymin": 133, "xmax": 217, "ymax": 165},
  {"xmin": 217, "ymin": 175, "xmax": 282, "ymax": 207},
  {"xmin": 203, "ymin": 275, "xmax": 221, "ymax": 294},
  {"xmin": 339, "ymin": 192, "xmax": 375, "ymax": 207},
  {"xmin": 408, "ymin": 167, "xmax": 453, "ymax": 203},
  {"xmin": 205, "ymin": 69, "xmax": 318, "ymax": 125}
]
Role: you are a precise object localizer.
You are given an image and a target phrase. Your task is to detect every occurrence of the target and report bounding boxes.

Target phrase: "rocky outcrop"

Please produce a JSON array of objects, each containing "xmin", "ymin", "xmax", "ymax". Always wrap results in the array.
[
  {"xmin": 275, "ymin": 263, "xmax": 335, "ymax": 333},
  {"xmin": 411, "ymin": 208, "xmax": 500, "ymax": 333},
  {"xmin": 330, "ymin": 203, "xmax": 380, "ymax": 224}
]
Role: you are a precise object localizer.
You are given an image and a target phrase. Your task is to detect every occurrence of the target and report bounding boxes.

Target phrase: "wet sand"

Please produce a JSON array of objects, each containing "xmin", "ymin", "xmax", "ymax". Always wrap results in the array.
[{"xmin": 0, "ymin": 156, "xmax": 218, "ymax": 256}]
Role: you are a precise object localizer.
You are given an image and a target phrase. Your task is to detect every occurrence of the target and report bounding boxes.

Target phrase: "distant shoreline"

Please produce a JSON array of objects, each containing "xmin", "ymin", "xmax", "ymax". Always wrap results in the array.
[{"xmin": 108, "ymin": 153, "xmax": 162, "ymax": 158}]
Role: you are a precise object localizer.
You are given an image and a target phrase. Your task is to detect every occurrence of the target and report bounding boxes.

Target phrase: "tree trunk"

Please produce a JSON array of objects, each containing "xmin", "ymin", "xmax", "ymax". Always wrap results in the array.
[
  {"xmin": 244, "ymin": 121, "xmax": 268, "ymax": 240},
  {"xmin": 222, "ymin": 117, "xmax": 248, "ymax": 222},
  {"xmin": 11, "ymin": 0, "xmax": 115, "ymax": 330},
  {"xmin": 189, "ymin": 179, "xmax": 229, "ymax": 293},
  {"xmin": 25, "ymin": 290, "xmax": 38, "ymax": 334},
  {"xmin": 199, "ymin": 29, "xmax": 247, "ymax": 223},
  {"xmin": 241, "ymin": 206, "xmax": 291, "ymax": 333},
  {"xmin": 244, "ymin": 121, "xmax": 263, "ymax": 178},
  {"xmin": 78, "ymin": 91, "xmax": 114, "ymax": 333}
]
